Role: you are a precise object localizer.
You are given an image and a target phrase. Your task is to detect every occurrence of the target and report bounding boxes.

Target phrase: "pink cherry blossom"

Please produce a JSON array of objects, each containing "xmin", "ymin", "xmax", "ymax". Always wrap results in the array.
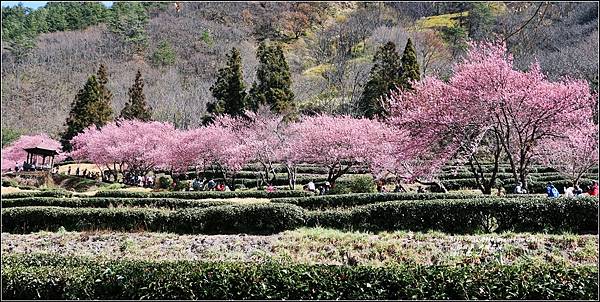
[
  {"xmin": 387, "ymin": 40, "xmax": 596, "ymax": 192},
  {"xmin": 1, "ymin": 134, "xmax": 65, "ymax": 171},
  {"xmin": 534, "ymin": 122, "xmax": 598, "ymax": 186}
]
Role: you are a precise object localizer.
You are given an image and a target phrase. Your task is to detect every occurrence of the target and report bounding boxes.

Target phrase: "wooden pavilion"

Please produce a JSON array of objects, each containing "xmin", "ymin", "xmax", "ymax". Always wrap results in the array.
[{"xmin": 23, "ymin": 145, "xmax": 59, "ymax": 171}]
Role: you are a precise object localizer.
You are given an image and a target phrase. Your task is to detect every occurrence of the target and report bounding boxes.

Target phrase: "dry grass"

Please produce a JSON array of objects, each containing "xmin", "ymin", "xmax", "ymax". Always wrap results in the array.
[
  {"xmin": 57, "ymin": 163, "xmax": 104, "ymax": 175},
  {"xmin": 3, "ymin": 228, "xmax": 596, "ymax": 266},
  {"xmin": 0, "ymin": 186, "xmax": 38, "ymax": 194}
]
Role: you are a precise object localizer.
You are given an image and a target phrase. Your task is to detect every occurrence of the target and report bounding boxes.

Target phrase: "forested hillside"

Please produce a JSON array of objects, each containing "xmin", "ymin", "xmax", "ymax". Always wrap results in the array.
[{"xmin": 1, "ymin": 1, "xmax": 598, "ymax": 139}]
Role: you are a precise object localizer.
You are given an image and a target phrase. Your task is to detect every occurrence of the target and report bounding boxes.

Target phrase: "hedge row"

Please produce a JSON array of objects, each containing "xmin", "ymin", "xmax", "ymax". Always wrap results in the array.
[
  {"xmin": 2, "ymin": 197, "xmax": 597, "ymax": 234},
  {"xmin": 2, "ymin": 253, "xmax": 596, "ymax": 300},
  {"xmin": 306, "ymin": 197, "xmax": 598, "ymax": 234},
  {"xmin": 272, "ymin": 192, "xmax": 541, "ymax": 210},
  {"xmin": 1, "ymin": 203, "xmax": 305, "ymax": 235},
  {"xmin": 1, "ymin": 190, "xmax": 73, "ymax": 199},
  {"xmin": 1, "ymin": 197, "xmax": 242, "ymax": 209},
  {"xmin": 93, "ymin": 190, "xmax": 313, "ymax": 199}
]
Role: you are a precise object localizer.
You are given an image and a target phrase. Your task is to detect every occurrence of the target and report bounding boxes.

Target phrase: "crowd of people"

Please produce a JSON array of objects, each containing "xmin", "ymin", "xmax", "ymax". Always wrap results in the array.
[
  {"xmin": 192, "ymin": 178, "xmax": 230, "ymax": 191},
  {"xmin": 549, "ymin": 181, "xmax": 599, "ymax": 198}
]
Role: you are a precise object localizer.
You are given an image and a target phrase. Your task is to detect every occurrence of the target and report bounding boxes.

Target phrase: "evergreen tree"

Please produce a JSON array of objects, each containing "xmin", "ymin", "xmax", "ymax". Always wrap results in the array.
[
  {"xmin": 400, "ymin": 38, "xmax": 421, "ymax": 90},
  {"xmin": 108, "ymin": 2, "xmax": 149, "ymax": 54},
  {"xmin": 152, "ymin": 40, "xmax": 176, "ymax": 67},
  {"xmin": 208, "ymin": 47, "xmax": 248, "ymax": 117},
  {"xmin": 249, "ymin": 41, "xmax": 295, "ymax": 115},
  {"xmin": 358, "ymin": 41, "xmax": 402, "ymax": 119},
  {"xmin": 95, "ymin": 64, "xmax": 114, "ymax": 118},
  {"xmin": 120, "ymin": 70, "xmax": 152, "ymax": 121},
  {"xmin": 60, "ymin": 66, "xmax": 113, "ymax": 151}
]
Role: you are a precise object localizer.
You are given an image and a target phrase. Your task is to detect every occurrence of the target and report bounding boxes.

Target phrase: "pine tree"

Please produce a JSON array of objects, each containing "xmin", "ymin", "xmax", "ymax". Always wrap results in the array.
[
  {"xmin": 400, "ymin": 38, "xmax": 421, "ymax": 90},
  {"xmin": 208, "ymin": 47, "xmax": 248, "ymax": 118},
  {"xmin": 60, "ymin": 66, "xmax": 113, "ymax": 151},
  {"xmin": 120, "ymin": 70, "xmax": 152, "ymax": 121},
  {"xmin": 249, "ymin": 41, "xmax": 295, "ymax": 116},
  {"xmin": 358, "ymin": 41, "xmax": 402, "ymax": 119}
]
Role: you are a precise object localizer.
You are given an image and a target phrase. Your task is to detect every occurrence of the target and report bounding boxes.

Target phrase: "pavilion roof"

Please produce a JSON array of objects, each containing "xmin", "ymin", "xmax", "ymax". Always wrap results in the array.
[{"xmin": 23, "ymin": 146, "xmax": 59, "ymax": 157}]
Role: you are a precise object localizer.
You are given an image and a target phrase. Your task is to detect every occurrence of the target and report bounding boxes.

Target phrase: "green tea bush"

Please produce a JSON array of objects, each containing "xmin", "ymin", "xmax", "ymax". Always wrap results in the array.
[
  {"xmin": 1, "ymin": 197, "xmax": 239, "ymax": 209},
  {"xmin": 157, "ymin": 176, "xmax": 173, "ymax": 189},
  {"xmin": 272, "ymin": 192, "xmax": 505, "ymax": 210},
  {"xmin": 1, "ymin": 203, "xmax": 305, "ymax": 235},
  {"xmin": 170, "ymin": 203, "xmax": 305, "ymax": 235},
  {"xmin": 2, "ymin": 253, "xmax": 597, "ymax": 300},
  {"xmin": 94, "ymin": 190, "xmax": 313, "ymax": 199},
  {"xmin": 307, "ymin": 197, "xmax": 598, "ymax": 234},
  {"xmin": 1, "ymin": 190, "xmax": 73, "ymax": 199}
]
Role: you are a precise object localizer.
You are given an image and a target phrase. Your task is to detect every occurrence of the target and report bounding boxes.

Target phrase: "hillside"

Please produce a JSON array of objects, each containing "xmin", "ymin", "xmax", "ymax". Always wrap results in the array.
[{"xmin": 1, "ymin": 1, "xmax": 598, "ymax": 138}]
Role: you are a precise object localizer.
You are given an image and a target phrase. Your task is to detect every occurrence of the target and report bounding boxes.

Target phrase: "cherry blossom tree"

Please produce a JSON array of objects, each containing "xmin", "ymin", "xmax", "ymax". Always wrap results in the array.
[
  {"xmin": 70, "ymin": 120, "xmax": 175, "ymax": 181},
  {"xmin": 388, "ymin": 40, "xmax": 596, "ymax": 192},
  {"xmin": 534, "ymin": 122, "xmax": 599, "ymax": 187},
  {"xmin": 1, "ymin": 134, "xmax": 65, "ymax": 171},
  {"xmin": 287, "ymin": 114, "xmax": 394, "ymax": 186},
  {"xmin": 231, "ymin": 107, "xmax": 289, "ymax": 186}
]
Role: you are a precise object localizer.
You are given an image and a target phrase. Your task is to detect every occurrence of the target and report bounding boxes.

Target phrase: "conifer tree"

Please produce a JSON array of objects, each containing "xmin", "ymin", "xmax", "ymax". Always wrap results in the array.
[
  {"xmin": 358, "ymin": 41, "xmax": 402, "ymax": 119},
  {"xmin": 249, "ymin": 41, "xmax": 295, "ymax": 115},
  {"xmin": 120, "ymin": 70, "xmax": 152, "ymax": 121},
  {"xmin": 208, "ymin": 47, "xmax": 248, "ymax": 118},
  {"xmin": 60, "ymin": 66, "xmax": 113, "ymax": 151},
  {"xmin": 400, "ymin": 38, "xmax": 421, "ymax": 90}
]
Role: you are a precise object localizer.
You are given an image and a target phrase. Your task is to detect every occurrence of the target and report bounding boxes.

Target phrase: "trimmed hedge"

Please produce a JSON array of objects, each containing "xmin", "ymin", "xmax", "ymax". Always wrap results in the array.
[
  {"xmin": 1, "ymin": 197, "xmax": 241, "ymax": 209},
  {"xmin": 170, "ymin": 203, "xmax": 305, "ymax": 235},
  {"xmin": 1, "ymin": 207, "xmax": 168, "ymax": 233},
  {"xmin": 2, "ymin": 197, "xmax": 597, "ymax": 234},
  {"xmin": 1, "ymin": 203, "xmax": 305, "ymax": 235},
  {"xmin": 306, "ymin": 197, "xmax": 598, "ymax": 234},
  {"xmin": 94, "ymin": 190, "xmax": 313, "ymax": 199},
  {"xmin": 2, "ymin": 253, "xmax": 597, "ymax": 300},
  {"xmin": 272, "ymin": 192, "xmax": 541, "ymax": 210},
  {"xmin": 1, "ymin": 190, "xmax": 73, "ymax": 199}
]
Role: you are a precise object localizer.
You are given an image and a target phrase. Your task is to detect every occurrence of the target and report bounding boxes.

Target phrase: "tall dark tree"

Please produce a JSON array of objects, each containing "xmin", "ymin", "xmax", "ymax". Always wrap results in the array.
[
  {"xmin": 467, "ymin": 2, "xmax": 494, "ymax": 41},
  {"xmin": 60, "ymin": 66, "xmax": 113, "ymax": 151},
  {"xmin": 358, "ymin": 41, "xmax": 402, "ymax": 119},
  {"xmin": 400, "ymin": 38, "xmax": 421, "ymax": 90},
  {"xmin": 249, "ymin": 41, "xmax": 295, "ymax": 115},
  {"xmin": 120, "ymin": 70, "xmax": 152, "ymax": 121},
  {"xmin": 208, "ymin": 47, "xmax": 248, "ymax": 118}
]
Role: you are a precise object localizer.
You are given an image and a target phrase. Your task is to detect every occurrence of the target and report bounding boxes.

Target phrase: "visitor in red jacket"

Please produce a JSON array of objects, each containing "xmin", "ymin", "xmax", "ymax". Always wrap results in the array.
[{"xmin": 588, "ymin": 181, "xmax": 599, "ymax": 196}]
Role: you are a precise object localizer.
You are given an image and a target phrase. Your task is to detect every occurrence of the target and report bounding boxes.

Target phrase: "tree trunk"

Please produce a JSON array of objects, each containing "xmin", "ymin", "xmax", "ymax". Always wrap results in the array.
[{"xmin": 519, "ymin": 172, "xmax": 528, "ymax": 192}]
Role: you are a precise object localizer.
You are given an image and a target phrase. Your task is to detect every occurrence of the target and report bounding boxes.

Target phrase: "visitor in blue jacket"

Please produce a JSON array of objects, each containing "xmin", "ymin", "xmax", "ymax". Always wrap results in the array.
[{"xmin": 546, "ymin": 182, "xmax": 560, "ymax": 198}]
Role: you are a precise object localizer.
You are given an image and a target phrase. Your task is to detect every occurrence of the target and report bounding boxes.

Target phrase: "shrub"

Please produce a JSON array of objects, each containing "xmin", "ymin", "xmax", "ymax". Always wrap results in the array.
[
  {"xmin": 170, "ymin": 203, "xmax": 305, "ymax": 235},
  {"xmin": 1, "ymin": 197, "xmax": 239, "ymax": 209},
  {"xmin": 157, "ymin": 176, "xmax": 173, "ymax": 190},
  {"xmin": 94, "ymin": 190, "xmax": 313, "ymax": 199},
  {"xmin": 272, "ymin": 192, "xmax": 503, "ymax": 210},
  {"xmin": 1, "ymin": 190, "xmax": 73, "ymax": 199},
  {"xmin": 172, "ymin": 180, "xmax": 189, "ymax": 191},
  {"xmin": 1, "ymin": 203, "xmax": 305, "ymax": 235},
  {"xmin": 2, "ymin": 253, "xmax": 597, "ymax": 300},
  {"xmin": 1, "ymin": 207, "xmax": 168, "ymax": 234},
  {"xmin": 331, "ymin": 175, "xmax": 376, "ymax": 194},
  {"xmin": 306, "ymin": 197, "xmax": 598, "ymax": 234}
]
